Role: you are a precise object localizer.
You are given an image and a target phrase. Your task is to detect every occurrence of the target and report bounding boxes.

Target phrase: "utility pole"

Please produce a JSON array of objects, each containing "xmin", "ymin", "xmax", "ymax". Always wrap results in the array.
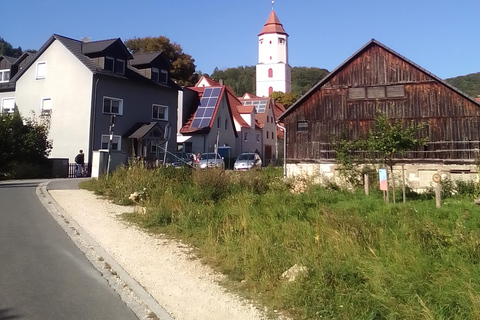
[{"xmin": 106, "ymin": 115, "xmax": 115, "ymax": 178}]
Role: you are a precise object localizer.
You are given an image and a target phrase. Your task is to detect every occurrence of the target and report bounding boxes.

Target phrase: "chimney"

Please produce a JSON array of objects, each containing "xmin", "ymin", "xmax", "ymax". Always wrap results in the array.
[
  {"xmin": 82, "ymin": 37, "xmax": 91, "ymax": 43},
  {"xmin": 219, "ymin": 79, "xmax": 224, "ymax": 85}
]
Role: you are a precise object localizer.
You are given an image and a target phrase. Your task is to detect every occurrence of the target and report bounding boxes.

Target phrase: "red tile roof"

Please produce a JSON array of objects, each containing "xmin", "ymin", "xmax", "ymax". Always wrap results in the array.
[
  {"xmin": 259, "ymin": 10, "xmax": 288, "ymax": 36},
  {"xmin": 180, "ymin": 78, "xmax": 251, "ymax": 135}
]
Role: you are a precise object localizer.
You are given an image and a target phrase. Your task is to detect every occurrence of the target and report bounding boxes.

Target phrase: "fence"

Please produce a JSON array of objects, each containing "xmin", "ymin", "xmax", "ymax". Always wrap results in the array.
[{"xmin": 68, "ymin": 163, "xmax": 89, "ymax": 178}]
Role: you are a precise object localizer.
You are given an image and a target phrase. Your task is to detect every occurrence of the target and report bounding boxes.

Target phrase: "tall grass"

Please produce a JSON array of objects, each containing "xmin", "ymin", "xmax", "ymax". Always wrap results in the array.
[{"xmin": 81, "ymin": 164, "xmax": 480, "ymax": 319}]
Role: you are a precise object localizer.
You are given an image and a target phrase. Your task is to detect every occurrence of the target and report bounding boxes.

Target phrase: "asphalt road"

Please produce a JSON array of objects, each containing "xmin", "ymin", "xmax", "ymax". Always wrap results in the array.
[{"xmin": 0, "ymin": 179, "xmax": 139, "ymax": 320}]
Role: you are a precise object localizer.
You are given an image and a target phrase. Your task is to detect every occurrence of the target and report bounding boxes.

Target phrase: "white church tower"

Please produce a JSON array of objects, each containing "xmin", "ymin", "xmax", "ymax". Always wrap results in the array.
[{"xmin": 256, "ymin": 6, "xmax": 291, "ymax": 97}]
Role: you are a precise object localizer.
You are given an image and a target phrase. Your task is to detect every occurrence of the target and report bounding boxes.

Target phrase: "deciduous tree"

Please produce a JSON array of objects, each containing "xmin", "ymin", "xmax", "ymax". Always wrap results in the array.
[{"xmin": 125, "ymin": 36, "xmax": 198, "ymax": 86}]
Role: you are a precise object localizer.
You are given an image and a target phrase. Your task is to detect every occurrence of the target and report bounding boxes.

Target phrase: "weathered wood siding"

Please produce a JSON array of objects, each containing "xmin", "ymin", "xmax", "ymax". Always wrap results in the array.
[{"xmin": 284, "ymin": 43, "xmax": 480, "ymax": 163}]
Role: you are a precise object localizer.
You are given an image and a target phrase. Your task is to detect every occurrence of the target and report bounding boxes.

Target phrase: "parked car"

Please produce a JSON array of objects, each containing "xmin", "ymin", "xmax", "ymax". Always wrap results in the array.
[
  {"xmin": 170, "ymin": 152, "xmax": 194, "ymax": 168},
  {"xmin": 233, "ymin": 152, "xmax": 262, "ymax": 171},
  {"xmin": 198, "ymin": 152, "xmax": 224, "ymax": 169}
]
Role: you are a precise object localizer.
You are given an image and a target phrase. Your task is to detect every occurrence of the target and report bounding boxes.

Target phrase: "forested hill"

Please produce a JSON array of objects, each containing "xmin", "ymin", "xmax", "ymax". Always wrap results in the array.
[{"xmin": 445, "ymin": 72, "xmax": 480, "ymax": 99}]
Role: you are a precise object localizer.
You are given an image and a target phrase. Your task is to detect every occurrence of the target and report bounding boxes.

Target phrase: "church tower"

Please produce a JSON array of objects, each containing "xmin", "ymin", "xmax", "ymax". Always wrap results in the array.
[{"xmin": 256, "ymin": 8, "xmax": 291, "ymax": 97}]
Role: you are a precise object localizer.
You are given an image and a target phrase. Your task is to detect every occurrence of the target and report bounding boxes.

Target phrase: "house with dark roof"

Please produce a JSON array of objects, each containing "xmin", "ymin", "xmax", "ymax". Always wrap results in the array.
[
  {"xmin": 12, "ymin": 34, "xmax": 179, "ymax": 170},
  {"xmin": 0, "ymin": 52, "xmax": 33, "ymax": 113},
  {"xmin": 177, "ymin": 76, "xmax": 262, "ymax": 165},
  {"xmin": 278, "ymin": 39, "xmax": 480, "ymax": 189}
]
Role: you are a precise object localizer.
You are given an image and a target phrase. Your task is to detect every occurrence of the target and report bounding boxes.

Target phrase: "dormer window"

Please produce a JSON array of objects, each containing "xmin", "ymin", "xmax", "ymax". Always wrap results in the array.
[
  {"xmin": 160, "ymin": 70, "xmax": 168, "ymax": 84},
  {"xmin": 104, "ymin": 57, "xmax": 114, "ymax": 72},
  {"xmin": 0, "ymin": 69, "xmax": 10, "ymax": 83},
  {"xmin": 103, "ymin": 57, "xmax": 125, "ymax": 74},
  {"xmin": 115, "ymin": 59, "xmax": 125, "ymax": 74},
  {"xmin": 151, "ymin": 68, "xmax": 160, "ymax": 82}
]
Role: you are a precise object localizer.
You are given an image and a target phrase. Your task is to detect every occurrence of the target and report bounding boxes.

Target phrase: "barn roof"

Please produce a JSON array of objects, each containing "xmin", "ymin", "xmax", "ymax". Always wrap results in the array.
[{"xmin": 279, "ymin": 39, "xmax": 480, "ymax": 121}]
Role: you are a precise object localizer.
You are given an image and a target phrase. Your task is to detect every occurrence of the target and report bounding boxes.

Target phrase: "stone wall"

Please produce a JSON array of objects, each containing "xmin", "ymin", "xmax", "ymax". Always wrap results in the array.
[{"xmin": 286, "ymin": 162, "xmax": 479, "ymax": 192}]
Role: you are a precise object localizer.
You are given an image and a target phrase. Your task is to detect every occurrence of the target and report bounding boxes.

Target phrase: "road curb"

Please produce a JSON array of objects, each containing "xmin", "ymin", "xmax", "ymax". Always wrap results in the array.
[{"xmin": 37, "ymin": 181, "xmax": 174, "ymax": 320}]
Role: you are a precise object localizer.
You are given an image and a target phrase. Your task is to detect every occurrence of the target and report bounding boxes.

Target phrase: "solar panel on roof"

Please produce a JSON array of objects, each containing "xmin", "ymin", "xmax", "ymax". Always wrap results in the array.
[
  {"xmin": 190, "ymin": 87, "xmax": 222, "ymax": 128},
  {"xmin": 242, "ymin": 100, "xmax": 268, "ymax": 113}
]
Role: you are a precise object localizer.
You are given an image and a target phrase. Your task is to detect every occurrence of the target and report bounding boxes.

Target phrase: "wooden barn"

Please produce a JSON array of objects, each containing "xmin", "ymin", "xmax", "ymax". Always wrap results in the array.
[{"xmin": 278, "ymin": 39, "xmax": 480, "ymax": 189}]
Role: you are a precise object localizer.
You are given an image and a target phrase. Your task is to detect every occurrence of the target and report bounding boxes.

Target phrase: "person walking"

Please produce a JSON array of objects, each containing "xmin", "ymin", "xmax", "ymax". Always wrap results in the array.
[{"xmin": 75, "ymin": 150, "xmax": 85, "ymax": 177}]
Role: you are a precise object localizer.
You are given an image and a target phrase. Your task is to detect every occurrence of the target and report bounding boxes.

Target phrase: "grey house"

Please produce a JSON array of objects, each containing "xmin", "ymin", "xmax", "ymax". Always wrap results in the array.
[{"xmin": 12, "ymin": 34, "xmax": 180, "ymax": 168}]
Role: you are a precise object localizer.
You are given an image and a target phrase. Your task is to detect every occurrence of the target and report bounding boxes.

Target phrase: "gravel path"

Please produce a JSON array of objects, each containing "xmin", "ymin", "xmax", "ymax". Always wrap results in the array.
[{"xmin": 48, "ymin": 189, "xmax": 268, "ymax": 320}]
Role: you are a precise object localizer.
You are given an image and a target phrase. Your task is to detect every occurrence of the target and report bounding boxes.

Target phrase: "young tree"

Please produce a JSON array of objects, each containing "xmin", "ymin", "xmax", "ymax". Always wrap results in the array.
[
  {"xmin": 335, "ymin": 112, "xmax": 428, "ymax": 201},
  {"xmin": 365, "ymin": 113, "xmax": 428, "ymax": 201},
  {"xmin": 0, "ymin": 111, "xmax": 52, "ymax": 178},
  {"xmin": 124, "ymin": 36, "xmax": 198, "ymax": 86}
]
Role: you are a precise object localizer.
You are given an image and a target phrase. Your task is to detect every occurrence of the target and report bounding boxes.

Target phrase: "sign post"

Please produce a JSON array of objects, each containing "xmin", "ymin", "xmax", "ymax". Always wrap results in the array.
[
  {"xmin": 379, "ymin": 168, "xmax": 388, "ymax": 203},
  {"xmin": 433, "ymin": 173, "xmax": 442, "ymax": 208}
]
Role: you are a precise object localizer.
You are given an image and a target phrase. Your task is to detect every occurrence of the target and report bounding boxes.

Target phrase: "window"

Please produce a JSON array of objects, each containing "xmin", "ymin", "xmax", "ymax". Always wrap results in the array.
[
  {"xmin": 268, "ymin": 68, "xmax": 273, "ymax": 78},
  {"xmin": 244, "ymin": 132, "xmax": 248, "ymax": 141},
  {"xmin": 36, "ymin": 62, "xmax": 46, "ymax": 79},
  {"xmin": 41, "ymin": 98, "xmax": 52, "ymax": 115},
  {"xmin": 115, "ymin": 59, "xmax": 125, "ymax": 74},
  {"xmin": 1, "ymin": 98, "xmax": 15, "ymax": 113},
  {"xmin": 101, "ymin": 134, "xmax": 121, "ymax": 150},
  {"xmin": 0, "ymin": 69, "xmax": 10, "ymax": 83},
  {"xmin": 160, "ymin": 70, "xmax": 168, "ymax": 84},
  {"xmin": 266, "ymin": 131, "xmax": 269, "ymax": 139},
  {"xmin": 103, "ymin": 97, "xmax": 123, "ymax": 115},
  {"xmin": 151, "ymin": 68, "xmax": 159, "ymax": 82},
  {"xmin": 225, "ymin": 119, "xmax": 228, "ymax": 130},
  {"xmin": 256, "ymin": 134, "xmax": 260, "ymax": 142},
  {"xmin": 152, "ymin": 104, "xmax": 168, "ymax": 120},
  {"xmin": 297, "ymin": 121, "xmax": 308, "ymax": 132},
  {"xmin": 217, "ymin": 117, "xmax": 221, "ymax": 128},
  {"xmin": 278, "ymin": 38, "xmax": 285, "ymax": 44},
  {"xmin": 268, "ymin": 86, "xmax": 273, "ymax": 95},
  {"xmin": 104, "ymin": 57, "xmax": 114, "ymax": 71},
  {"xmin": 386, "ymin": 85, "xmax": 405, "ymax": 98},
  {"xmin": 367, "ymin": 86, "xmax": 385, "ymax": 99}
]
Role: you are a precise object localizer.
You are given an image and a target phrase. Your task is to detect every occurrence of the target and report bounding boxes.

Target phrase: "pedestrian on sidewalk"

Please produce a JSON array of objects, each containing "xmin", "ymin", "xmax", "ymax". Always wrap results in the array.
[{"xmin": 75, "ymin": 150, "xmax": 85, "ymax": 177}]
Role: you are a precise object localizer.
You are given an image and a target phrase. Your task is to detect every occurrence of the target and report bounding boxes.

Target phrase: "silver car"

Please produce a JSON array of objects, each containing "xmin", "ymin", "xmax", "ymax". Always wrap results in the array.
[
  {"xmin": 198, "ymin": 153, "xmax": 225, "ymax": 169},
  {"xmin": 234, "ymin": 153, "xmax": 262, "ymax": 171}
]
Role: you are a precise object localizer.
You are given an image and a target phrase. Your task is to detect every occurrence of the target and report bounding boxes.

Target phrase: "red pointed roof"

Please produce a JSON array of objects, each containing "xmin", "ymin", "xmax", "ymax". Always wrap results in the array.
[{"xmin": 259, "ymin": 10, "xmax": 288, "ymax": 36}]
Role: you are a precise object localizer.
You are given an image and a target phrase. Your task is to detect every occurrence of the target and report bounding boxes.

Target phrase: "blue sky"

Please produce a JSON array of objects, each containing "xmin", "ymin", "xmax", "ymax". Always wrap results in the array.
[{"xmin": 4, "ymin": 0, "xmax": 479, "ymax": 79}]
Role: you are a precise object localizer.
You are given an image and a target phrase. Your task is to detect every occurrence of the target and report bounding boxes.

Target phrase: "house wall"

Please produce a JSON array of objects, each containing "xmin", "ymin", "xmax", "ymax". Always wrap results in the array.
[
  {"xmin": 94, "ymin": 76, "xmax": 178, "ymax": 157},
  {"xmin": 203, "ymin": 95, "xmax": 237, "ymax": 154},
  {"xmin": 15, "ymin": 40, "xmax": 93, "ymax": 162},
  {"xmin": 263, "ymin": 104, "xmax": 278, "ymax": 164}
]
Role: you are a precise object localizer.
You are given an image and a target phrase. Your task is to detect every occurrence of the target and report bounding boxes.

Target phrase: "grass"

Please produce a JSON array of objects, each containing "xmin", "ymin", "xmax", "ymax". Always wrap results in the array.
[{"xmin": 80, "ymin": 163, "xmax": 480, "ymax": 319}]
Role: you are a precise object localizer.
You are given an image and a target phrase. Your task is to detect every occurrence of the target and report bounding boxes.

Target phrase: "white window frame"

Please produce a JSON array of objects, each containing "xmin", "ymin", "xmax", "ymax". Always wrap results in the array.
[
  {"xmin": 1, "ymin": 98, "xmax": 15, "ymax": 113},
  {"xmin": 41, "ymin": 98, "xmax": 52, "ymax": 115},
  {"xmin": 101, "ymin": 134, "xmax": 121, "ymax": 150},
  {"xmin": 103, "ymin": 97, "xmax": 123, "ymax": 115},
  {"xmin": 36, "ymin": 61, "xmax": 47, "ymax": 79},
  {"xmin": 0, "ymin": 69, "xmax": 10, "ymax": 83},
  {"xmin": 152, "ymin": 104, "xmax": 168, "ymax": 121}
]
